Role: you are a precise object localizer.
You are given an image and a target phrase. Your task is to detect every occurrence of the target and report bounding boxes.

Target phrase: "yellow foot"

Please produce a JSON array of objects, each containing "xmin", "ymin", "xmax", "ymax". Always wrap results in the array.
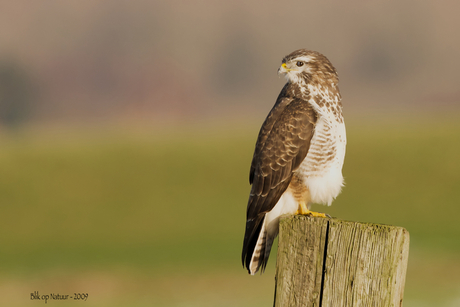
[{"xmin": 295, "ymin": 203, "xmax": 328, "ymax": 218}]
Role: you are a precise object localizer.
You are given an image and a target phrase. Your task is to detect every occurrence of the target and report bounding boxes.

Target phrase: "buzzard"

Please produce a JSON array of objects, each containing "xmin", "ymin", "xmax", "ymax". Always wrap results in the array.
[{"xmin": 242, "ymin": 49, "xmax": 346, "ymax": 275}]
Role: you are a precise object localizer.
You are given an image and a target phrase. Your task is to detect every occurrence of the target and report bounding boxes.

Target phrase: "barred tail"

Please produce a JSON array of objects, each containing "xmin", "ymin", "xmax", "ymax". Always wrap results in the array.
[{"xmin": 242, "ymin": 215, "xmax": 277, "ymax": 275}]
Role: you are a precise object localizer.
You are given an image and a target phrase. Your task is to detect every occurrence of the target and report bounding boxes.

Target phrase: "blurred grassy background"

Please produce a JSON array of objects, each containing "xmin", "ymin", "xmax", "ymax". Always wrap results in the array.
[
  {"xmin": 0, "ymin": 116, "xmax": 460, "ymax": 306},
  {"xmin": 1, "ymin": 1, "xmax": 460, "ymax": 306}
]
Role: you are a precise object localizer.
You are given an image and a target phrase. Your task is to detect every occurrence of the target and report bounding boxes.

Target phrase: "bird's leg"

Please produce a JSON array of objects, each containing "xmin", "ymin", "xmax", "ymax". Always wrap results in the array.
[{"xmin": 295, "ymin": 202, "xmax": 328, "ymax": 218}]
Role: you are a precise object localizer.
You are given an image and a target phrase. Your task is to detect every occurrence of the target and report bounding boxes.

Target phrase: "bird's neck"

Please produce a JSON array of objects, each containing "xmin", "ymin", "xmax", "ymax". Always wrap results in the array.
[
  {"xmin": 309, "ymin": 81, "xmax": 343, "ymax": 123},
  {"xmin": 284, "ymin": 79, "xmax": 343, "ymax": 123}
]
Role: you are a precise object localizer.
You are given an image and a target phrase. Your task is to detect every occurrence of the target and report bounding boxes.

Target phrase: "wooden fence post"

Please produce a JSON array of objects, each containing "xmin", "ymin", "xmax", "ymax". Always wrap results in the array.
[{"xmin": 273, "ymin": 215, "xmax": 410, "ymax": 307}]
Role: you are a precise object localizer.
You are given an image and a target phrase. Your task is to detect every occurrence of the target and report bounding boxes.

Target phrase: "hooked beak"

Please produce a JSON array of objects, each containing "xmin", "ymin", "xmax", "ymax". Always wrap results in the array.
[{"xmin": 278, "ymin": 62, "xmax": 290, "ymax": 76}]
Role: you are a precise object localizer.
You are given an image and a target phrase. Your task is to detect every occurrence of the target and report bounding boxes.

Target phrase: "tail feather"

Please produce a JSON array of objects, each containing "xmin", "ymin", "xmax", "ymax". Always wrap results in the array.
[
  {"xmin": 261, "ymin": 231, "xmax": 276, "ymax": 271},
  {"xmin": 249, "ymin": 220, "xmax": 267, "ymax": 274},
  {"xmin": 241, "ymin": 215, "xmax": 264, "ymax": 270},
  {"xmin": 242, "ymin": 215, "xmax": 278, "ymax": 275}
]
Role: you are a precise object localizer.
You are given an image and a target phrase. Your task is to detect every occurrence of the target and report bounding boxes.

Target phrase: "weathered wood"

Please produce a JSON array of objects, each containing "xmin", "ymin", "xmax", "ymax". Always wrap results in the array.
[{"xmin": 274, "ymin": 215, "xmax": 410, "ymax": 307}]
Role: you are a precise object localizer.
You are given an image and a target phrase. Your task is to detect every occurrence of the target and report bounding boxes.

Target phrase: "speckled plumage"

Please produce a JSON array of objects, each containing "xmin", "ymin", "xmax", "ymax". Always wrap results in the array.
[{"xmin": 242, "ymin": 49, "xmax": 347, "ymax": 275}]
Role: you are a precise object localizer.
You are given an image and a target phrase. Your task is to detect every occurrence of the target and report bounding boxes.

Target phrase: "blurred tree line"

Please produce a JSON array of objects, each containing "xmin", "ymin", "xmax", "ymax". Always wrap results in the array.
[{"xmin": 0, "ymin": 60, "xmax": 34, "ymax": 128}]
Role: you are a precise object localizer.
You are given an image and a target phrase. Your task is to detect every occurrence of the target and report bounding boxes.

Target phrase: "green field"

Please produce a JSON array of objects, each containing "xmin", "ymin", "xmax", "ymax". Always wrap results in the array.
[{"xmin": 0, "ymin": 117, "xmax": 459, "ymax": 306}]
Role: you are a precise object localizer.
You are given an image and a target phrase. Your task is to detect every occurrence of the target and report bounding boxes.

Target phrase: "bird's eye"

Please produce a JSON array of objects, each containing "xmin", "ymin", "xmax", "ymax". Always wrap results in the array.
[{"xmin": 296, "ymin": 61, "xmax": 304, "ymax": 67}]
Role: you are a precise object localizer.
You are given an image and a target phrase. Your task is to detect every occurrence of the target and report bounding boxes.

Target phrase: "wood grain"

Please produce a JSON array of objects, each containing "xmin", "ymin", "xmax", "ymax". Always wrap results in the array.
[{"xmin": 273, "ymin": 215, "xmax": 410, "ymax": 307}]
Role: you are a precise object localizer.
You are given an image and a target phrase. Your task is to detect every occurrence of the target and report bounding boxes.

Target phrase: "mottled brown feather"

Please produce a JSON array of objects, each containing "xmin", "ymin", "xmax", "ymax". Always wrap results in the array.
[
  {"xmin": 242, "ymin": 93, "xmax": 317, "ymax": 269},
  {"xmin": 249, "ymin": 84, "xmax": 292, "ymax": 184},
  {"xmin": 247, "ymin": 98, "xmax": 316, "ymax": 218}
]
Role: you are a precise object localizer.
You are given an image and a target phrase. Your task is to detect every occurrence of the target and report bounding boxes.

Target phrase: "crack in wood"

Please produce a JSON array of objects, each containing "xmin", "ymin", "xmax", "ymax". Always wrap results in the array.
[{"xmin": 319, "ymin": 219, "xmax": 330, "ymax": 306}]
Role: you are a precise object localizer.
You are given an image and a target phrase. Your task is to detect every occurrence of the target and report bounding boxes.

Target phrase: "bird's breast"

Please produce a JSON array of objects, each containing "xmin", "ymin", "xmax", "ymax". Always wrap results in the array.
[{"xmin": 296, "ymin": 116, "xmax": 346, "ymax": 205}]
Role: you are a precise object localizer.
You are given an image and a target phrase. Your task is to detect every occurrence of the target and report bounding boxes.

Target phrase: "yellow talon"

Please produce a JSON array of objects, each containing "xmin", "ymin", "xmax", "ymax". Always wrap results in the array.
[{"xmin": 295, "ymin": 203, "xmax": 327, "ymax": 218}]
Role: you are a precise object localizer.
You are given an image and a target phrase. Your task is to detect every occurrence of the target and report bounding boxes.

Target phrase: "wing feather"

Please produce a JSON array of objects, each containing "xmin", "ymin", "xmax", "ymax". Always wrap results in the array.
[
  {"xmin": 242, "ymin": 97, "xmax": 317, "ymax": 269},
  {"xmin": 249, "ymin": 84, "xmax": 292, "ymax": 184},
  {"xmin": 246, "ymin": 99, "xmax": 316, "ymax": 218}
]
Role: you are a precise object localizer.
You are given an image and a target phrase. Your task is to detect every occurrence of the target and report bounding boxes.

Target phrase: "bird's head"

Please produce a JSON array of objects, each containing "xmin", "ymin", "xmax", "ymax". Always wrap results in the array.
[{"xmin": 278, "ymin": 49, "xmax": 338, "ymax": 85}]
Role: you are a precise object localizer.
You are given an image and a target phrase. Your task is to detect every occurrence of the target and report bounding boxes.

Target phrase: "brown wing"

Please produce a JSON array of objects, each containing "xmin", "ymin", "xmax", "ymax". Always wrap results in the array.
[
  {"xmin": 249, "ymin": 83, "xmax": 291, "ymax": 184},
  {"xmin": 242, "ymin": 98, "xmax": 317, "ymax": 268}
]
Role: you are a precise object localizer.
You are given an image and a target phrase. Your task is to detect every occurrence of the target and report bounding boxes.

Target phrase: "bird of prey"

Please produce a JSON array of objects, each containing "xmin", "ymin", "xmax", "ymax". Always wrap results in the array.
[{"xmin": 241, "ymin": 49, "xmax": 346, "ymax": 275}]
